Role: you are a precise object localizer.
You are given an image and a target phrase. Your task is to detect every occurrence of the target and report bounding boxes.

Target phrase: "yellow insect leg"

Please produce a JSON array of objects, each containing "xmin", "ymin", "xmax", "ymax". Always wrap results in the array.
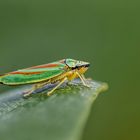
[
  {"xmin": 47, "ymin": 77, "xmax": 67, "ymax": 96},
  {"xmin": 23, "ymin": 82, "xmax": 49, "ymax": 97},
  {"xmin": 75, "ymin": 71, "xmax": 90, "ymax": 87}
]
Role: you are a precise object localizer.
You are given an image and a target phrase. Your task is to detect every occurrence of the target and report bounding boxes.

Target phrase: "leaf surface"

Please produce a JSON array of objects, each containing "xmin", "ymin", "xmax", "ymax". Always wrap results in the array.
[{"xmin": 0, "ymin": 79, "xmax": 108, "ymax": 140}]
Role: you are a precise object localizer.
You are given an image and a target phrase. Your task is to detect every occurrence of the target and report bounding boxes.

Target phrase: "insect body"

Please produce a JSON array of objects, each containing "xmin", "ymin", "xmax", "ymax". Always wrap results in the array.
[{"xmin": 0, "ymin": 59, "xmax": 90, "ymax": 97}]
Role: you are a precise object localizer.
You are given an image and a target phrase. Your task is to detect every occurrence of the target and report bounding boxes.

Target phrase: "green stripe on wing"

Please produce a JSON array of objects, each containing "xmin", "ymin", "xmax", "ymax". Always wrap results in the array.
[{"xmin": 0, "ymin": 68, "xmax": 65, "ymax": 85}]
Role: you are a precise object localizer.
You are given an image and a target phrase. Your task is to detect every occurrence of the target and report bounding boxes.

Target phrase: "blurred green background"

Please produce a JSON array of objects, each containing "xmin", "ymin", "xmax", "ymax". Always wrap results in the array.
[{"xmin": 0, "ymin": 0, "xmax": 139, "ymax": 140}]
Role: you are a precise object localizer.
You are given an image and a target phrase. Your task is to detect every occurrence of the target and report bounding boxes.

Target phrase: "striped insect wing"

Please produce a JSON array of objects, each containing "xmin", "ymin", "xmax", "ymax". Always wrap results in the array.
[{"xmin": 0, "ymin": 61, "xmax": 66, "ymax": 85}]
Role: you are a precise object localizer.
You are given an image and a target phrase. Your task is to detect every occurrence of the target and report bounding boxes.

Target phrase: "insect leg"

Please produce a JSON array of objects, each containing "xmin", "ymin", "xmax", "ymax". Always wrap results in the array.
[
  {"xmin": 23, "ymin": 82, "xmax": 48, "ymax": 97},
  {"xmin": 75, "ymin": 71, "xmax": 89, "ymax": 87},
  {"xmin": 47, "ymin": 77, "xmax": 67, "ymax": 96},
  {"xmin": 79, "ymin": 74, "xmax": 86, "ymax": 82}
]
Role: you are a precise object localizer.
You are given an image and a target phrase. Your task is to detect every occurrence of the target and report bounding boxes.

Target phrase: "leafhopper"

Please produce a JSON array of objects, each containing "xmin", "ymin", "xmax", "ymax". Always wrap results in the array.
[{"xmin": 0, "ymin": 59, "xmax": 90, "ymax": 97}]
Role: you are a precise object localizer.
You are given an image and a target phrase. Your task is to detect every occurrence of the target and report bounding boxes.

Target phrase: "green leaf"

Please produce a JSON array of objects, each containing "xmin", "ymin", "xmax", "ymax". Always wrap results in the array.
[{"xmin": 0, "ymin": 79, "xmax": 108, "ymax": 140}]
